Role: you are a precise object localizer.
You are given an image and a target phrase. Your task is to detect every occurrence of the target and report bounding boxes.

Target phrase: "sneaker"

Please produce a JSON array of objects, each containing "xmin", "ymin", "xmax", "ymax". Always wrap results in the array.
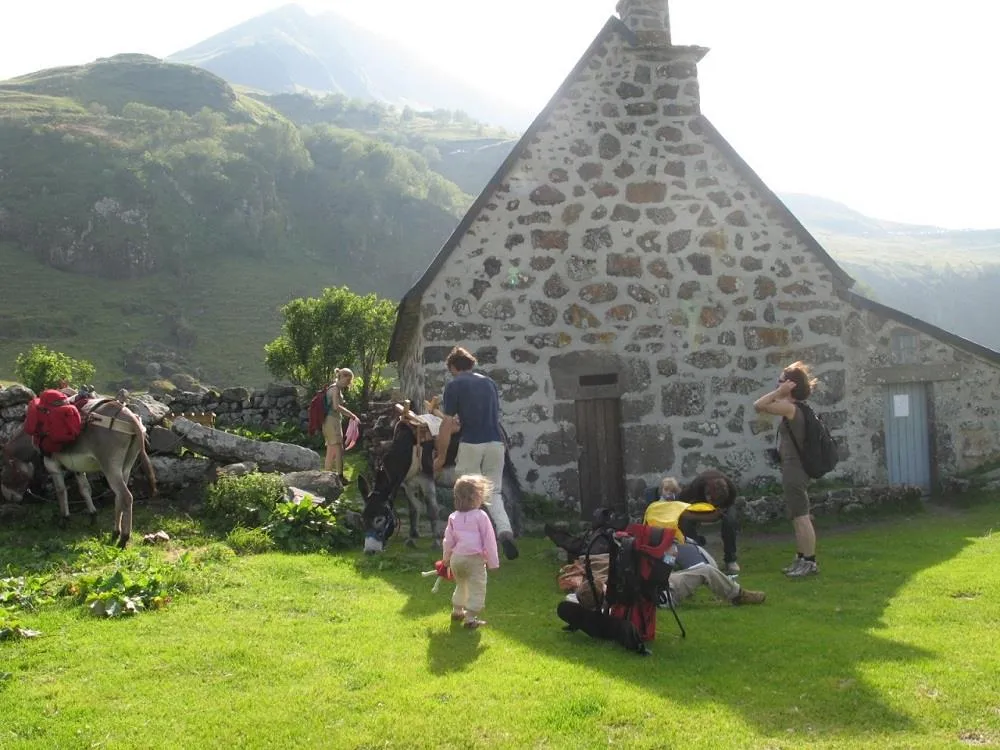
[
  {"xmin": 498, "ymin": 531, "xmax": 519, "ymax": 560},
  {"xmin": 782, "ymin": 557, "xmax": 804, "ymax": 574},
  {"xmin": 786, "ymin": 560, "xmax": 818, "ymax": 578},
  {"xmin": 732, "ymin": 588, "xmax": 766, "ymax": 605},
  {"xmin": 463, "ymin": 618, "xmax": 487, "ymax": 629},
  {"xmin": 725, "ymin": 561, "xmax": 741, "ymax": 575},
  {"xmin": 450, "ymin": 610, "xmax": 466, "ymax": 622}
]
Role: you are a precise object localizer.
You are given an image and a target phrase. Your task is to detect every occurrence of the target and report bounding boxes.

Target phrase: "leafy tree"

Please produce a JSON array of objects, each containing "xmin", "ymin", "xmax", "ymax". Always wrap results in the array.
[
  {"xmin": 264, "ymin": 286, "xmax": 395, "ymax": 407},
  {"xmin": 14, "ymin": 344, "xmax": 96, "ymax": 393}
]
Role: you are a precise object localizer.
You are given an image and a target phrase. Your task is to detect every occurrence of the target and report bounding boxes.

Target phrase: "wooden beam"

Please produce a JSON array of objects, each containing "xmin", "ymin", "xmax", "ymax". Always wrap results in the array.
[{"xmin": 863, "ymin": 363, "xmax": 962, "ymax": 386}]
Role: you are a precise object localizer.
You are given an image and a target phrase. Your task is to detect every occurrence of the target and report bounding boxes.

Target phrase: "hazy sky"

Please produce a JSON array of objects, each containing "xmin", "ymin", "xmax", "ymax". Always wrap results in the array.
[{"xmin": 3, "ymin": 0, "xmax": 998, "ymax": 229}]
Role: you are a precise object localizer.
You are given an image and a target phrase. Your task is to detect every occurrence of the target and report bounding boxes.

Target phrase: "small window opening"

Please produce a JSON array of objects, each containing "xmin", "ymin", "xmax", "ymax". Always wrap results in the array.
[{"xmin": 579, "ymin": 373, "xmax": 618, "ymax": 387}]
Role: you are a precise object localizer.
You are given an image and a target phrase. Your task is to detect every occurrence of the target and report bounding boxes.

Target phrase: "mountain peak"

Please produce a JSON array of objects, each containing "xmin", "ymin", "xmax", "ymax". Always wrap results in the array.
[{"xmin": 168, "ymin": 6, "xmax": 533, "ymax": 129}]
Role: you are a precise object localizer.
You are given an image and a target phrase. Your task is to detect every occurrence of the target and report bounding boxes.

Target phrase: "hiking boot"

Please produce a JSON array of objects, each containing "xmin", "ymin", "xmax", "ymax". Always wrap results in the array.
[
  {"xmin": 732, "ymin": 588, "xmax": 766, "ymax": 605},
  {"xmin": 782, "ymin": 557, "xmax": 804, "ymax": 574},
  {"xmin": 786, "ymin": 560, "xmax": 819, "ymax": 578},
  {"xmin": 725, "ymin": 561, "xmax": 741, "ymax": 575},
  {"xmin": 498, "ymin": 531, "xmax": 519, "ymax": 560},
  {"xmin": 463, "ymin": 618, "xmax": 487, "ymax": 629}
]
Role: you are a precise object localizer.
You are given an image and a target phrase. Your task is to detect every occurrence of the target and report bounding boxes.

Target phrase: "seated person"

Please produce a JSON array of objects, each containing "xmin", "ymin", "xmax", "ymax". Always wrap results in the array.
[
  {"xmin": 644, "ymin": 472, "xmax": 741, "ymax": 574},
  {"xmin": 571, "ymin": 547, "xmax": 765, "ymax": 612}
]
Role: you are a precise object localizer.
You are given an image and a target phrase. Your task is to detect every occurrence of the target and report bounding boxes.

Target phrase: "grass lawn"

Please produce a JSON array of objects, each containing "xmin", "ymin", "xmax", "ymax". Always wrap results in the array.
[{"xmin": 1, "ymin": 497, "xmax": 998, "ymax": 749}]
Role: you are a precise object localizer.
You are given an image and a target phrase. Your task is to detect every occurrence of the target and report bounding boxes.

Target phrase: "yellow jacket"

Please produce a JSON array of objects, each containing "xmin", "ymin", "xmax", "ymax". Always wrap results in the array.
[{"xmin": 643, "ymin": 500, "xmax": 721, "ymax": 543}]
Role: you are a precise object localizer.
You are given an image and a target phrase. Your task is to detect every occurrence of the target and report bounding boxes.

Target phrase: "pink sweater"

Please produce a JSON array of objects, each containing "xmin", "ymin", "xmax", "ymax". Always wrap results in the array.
[{"xmin": 443, "ymin": 509, "xmax": 500, "ymax": 569}]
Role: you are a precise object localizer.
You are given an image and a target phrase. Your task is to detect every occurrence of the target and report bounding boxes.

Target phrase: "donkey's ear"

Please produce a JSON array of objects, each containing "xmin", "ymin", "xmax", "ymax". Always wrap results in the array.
[{"xmin": 357, "ymin": 474, "xmax": 370, "ymax": 498}]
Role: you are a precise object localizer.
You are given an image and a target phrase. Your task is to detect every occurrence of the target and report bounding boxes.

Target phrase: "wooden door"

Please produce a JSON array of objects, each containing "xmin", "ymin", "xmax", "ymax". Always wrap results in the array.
[
  {"xmin": 884, "ymin": 382, "xmax": 931, "ymax": 491},
  {"xmin": 574, "ymin": 397, "xmax": 626, "ymax": 519}
]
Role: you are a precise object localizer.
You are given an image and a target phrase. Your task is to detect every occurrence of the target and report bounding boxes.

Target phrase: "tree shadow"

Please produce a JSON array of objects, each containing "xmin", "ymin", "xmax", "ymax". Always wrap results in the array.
[{"xmin": 351, "ymin": 506, "xmax": 993, "ymax": 738}]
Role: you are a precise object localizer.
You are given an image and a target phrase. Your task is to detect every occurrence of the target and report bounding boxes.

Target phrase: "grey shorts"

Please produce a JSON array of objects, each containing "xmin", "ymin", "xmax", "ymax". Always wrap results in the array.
[{"xmin": 781, "ymin": 461, "xmax": 811, "ymax": 518}]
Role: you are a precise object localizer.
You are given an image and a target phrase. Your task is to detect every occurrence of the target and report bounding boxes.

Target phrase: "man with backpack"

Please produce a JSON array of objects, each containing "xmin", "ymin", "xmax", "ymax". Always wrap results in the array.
[{"xmin": 753, "ymin": 360, "xmax": 837, "ymax": 578}]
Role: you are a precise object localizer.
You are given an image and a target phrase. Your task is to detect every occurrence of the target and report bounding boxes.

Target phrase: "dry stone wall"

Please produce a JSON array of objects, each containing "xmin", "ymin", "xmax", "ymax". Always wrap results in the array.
[
  {"xmin": 395, "ymin": 30, "xmax": 1000, "ymax": 510},
  {"xmin": 0, "ymin": 383, "xmax": 310, "ymax": 447}
]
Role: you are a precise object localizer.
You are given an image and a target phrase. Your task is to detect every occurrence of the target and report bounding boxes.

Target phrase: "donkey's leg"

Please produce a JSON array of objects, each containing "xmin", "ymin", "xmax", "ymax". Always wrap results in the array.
[
  {"xmin": 74, "ymin": 472, "xmax": 98, "ymax": 525},
  {"xmin": 43, "ymin": 457, "xmax": 71, "ymax": 528},
  {"xmin": 106, "ymin": 469, "xmax": 134, "ymax": 548},
  {"xmin": 416, "ymin": 473, "xmax": 442, "ymax": 548},
  {"xmin": 402, "ymin": 479, "xmax": 421, "ymax": 547}
]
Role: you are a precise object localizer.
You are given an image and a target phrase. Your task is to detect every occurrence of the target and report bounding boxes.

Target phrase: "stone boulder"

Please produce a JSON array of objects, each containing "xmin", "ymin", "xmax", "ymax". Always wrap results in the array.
[
  {"xmin": 147, "ymin": 426, "xmax": 183, "ymax": 455},
  {"xmin": 0, "ymin": 384, "xmax": 34, "ymax": 408},
  {"xmin": 170, "ymin": 417, "xmax": 321, "ymax": 473},
  {"xmin": 127, "ymin": 394, "xmax": 172, "ymax": 427},
  {"xmin": 280, "ymin": 470, "xmax": 344, "ymax": 503},
  {"xmin": 149, "ymin": 455, "xmax": 215, "ymax": 489},
  {"xmin": 217, "ymin": 462, "xmax": 259, "ymax": 478}
]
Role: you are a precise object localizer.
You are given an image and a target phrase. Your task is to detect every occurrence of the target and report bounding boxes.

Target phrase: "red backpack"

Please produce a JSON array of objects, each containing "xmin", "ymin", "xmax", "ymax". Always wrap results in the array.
[
  {"xmin": 24, "ymin": 389, "xmax": 84, "ymax": 454},
  {"xmin": 307, "ymin": 383, "xmax": 333, "ymax": 436}
]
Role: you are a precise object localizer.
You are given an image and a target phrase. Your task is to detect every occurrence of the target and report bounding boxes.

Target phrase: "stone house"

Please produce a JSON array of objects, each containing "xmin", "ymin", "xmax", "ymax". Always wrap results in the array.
[{"xmin": 387, "ymin": 0, "xmax": 1000, "ymax": 516}]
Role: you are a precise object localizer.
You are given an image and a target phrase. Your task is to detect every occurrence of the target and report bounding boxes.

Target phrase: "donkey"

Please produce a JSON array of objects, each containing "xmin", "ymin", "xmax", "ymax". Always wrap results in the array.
[
  {"xmin": 1, "ymin": 397, "xmax": 156, "ymax": 547},
  {"xmin": 359, "ymin": 418, "xmax": 523, "ymax": 555}
]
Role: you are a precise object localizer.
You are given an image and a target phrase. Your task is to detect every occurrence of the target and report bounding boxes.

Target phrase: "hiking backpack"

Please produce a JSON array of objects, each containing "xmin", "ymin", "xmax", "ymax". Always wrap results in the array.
[
  {"xmin": 24, "ymin": 389, "xmax": 84, "ymax": 454},
  {"xmin": 571, "ymin": 517, "xmax": 685, "ymax": 654},
  {"xmin": 784, "ymin": 402, "xmax": 839, "ymax": 479},
  {"xmin": 307, "ymin": 383, "xmax": 333, "ymax": 436}
]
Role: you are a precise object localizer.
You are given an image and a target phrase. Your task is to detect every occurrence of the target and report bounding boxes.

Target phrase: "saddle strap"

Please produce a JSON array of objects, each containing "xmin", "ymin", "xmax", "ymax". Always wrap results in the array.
[{"xmin": 87, "ymin": 411, "xmax": 142, "ymax": 436}]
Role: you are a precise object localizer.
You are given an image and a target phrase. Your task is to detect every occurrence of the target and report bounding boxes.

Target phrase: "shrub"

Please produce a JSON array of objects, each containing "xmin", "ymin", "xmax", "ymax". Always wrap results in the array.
[
  {"xmin": 64, "ymin": 565, "xmax": 174, "ymax": 618},
  {"xmin": 265, "ymin": 499, "xmax": 356, "ymax": 552},
  {"xmin": 14, "ymin": 344, "xmax": 96, "ymax": 394},
  {"xmin": 226, "ymin": 526, "xmax": 277, "ymax": 555},
  {"xmin": 204, "ymin": 472, "xmax": 287, "ymax": 528},
  {"xmin": 0, "ymin": 575, "xmax": 54, "ymax": 613}
]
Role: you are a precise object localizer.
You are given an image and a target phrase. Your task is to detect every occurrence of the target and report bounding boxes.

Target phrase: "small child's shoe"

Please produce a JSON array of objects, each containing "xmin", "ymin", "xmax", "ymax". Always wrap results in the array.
[
  {"xmin": 463, "ymin": 617, "xmax": 487, "ymax": 629},
  {"xmin": 450, "ymin": 610, "xmax": 466, "ymax": 622}
]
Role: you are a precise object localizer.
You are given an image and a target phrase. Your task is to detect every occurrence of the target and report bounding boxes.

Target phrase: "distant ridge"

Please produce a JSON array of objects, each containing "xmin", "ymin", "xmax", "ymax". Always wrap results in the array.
[{"xmin": 168, "ymin": 4, "xmax": 534, "ymax": 130}]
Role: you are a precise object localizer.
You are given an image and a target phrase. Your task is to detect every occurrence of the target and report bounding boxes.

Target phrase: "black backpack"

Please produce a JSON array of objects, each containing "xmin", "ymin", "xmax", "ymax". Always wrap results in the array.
[{"xmin": 784, "ymin": 402, "xmax": 839, "ymax": 479}]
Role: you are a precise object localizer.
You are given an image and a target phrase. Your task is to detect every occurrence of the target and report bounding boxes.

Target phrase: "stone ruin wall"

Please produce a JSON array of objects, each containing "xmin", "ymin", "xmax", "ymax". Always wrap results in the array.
[
  {"xmin": 0, "ymin": 384, "xmax": 310, "ymax": 448},
  {"xmin": 396, "ymin": 33, "xmax": 1000, "ymax": 509}
]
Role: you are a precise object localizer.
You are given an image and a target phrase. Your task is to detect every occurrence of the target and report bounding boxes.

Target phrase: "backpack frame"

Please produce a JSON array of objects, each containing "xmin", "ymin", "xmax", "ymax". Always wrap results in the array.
[{"xmin": 579, "ymin": 514, "xmax": 686, "ymax": 653}]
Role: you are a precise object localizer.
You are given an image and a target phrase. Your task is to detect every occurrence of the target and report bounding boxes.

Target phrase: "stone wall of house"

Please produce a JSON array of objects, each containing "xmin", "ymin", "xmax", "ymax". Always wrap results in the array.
[{"xmin": 396, "ymin": 28, "xmax": 1000, "ymax": 511}]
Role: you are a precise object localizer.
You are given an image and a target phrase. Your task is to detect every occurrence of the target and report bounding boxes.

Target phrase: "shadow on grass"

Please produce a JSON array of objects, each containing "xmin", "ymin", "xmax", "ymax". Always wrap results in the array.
[
  {"xmin": 426, "ymin": 624, "xmax": 486, "ymax": 675},
  {"xmin": 351, "ymin": 504, "xmax": 997, "ymax": 738}
]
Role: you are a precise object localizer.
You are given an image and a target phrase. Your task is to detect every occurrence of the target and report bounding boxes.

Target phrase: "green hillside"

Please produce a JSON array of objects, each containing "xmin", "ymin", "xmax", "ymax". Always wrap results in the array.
[{"xmin": 0, "ymin": 56, "xmax": 473, "ymax": 387}]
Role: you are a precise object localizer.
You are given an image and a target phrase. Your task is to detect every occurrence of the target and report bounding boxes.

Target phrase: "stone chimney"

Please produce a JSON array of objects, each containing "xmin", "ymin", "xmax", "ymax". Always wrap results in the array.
[{"xmin": 616, "ymin": 0, "xmax": 671, "ymax": 47}]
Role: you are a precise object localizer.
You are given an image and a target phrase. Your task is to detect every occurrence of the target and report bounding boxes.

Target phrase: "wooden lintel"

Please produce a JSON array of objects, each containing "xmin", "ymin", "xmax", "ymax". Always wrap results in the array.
[{"xmin": 864, "ymin": 363, "xmax": 962, "ymax": 386}]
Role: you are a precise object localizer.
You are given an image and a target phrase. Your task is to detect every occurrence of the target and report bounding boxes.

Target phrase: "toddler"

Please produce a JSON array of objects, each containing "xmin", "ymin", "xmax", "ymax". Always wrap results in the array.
[{"xmin": 441, "ymin": 474, "xmax": 500, "ymax": 629}]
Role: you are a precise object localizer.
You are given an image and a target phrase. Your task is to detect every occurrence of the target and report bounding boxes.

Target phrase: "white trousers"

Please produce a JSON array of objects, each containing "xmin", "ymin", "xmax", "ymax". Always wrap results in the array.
[{"xmin": 454, "ymin": 441, "xmax": 511, "ymax": 536}]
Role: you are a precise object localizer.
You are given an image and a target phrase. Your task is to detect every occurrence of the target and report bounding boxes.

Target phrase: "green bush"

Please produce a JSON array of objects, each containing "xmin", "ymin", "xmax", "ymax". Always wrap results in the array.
[
  {"xmin": 264, "ymin": 498, "xmax": 356, "ymax": 552},
  {"xmin": 13, "ymin": 344, "xmax": 96, "ymax": 394},
  {"xmin": 204, "ymin": 472, "xmax": 287, "ymax": 528},
  {"xmin": 226, "ymin": 526, "xmax": 277, "ymax": 555}
]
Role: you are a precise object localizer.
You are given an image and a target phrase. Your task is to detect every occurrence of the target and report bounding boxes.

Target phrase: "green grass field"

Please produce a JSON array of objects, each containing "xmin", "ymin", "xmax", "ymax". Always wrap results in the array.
[{"xmin": 1, "ymin": 497, "xmax": 998, "ymax": 749}]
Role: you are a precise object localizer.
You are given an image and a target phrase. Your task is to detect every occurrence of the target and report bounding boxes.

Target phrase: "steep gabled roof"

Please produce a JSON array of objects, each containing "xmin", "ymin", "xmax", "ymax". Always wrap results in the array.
[
  {"xmin": 838, "ymin": 289, "xmax": 1000, "ymax": 366},
  {"xmin": 388, "ymin": 16, "xmax": 634, "ymax": 361},
  {"xmin": 388, "ymin": 15, "xmax": 996, "ymax": 369},
  {"xmin": 694, "ymin": 118, "xmax": 855, "ymax": 290}
]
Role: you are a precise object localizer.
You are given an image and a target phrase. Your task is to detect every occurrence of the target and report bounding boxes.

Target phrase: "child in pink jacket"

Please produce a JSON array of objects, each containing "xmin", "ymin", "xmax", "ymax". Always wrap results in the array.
[{"xmin": 442, "ymin": 474, "xmax": 500, "ymax": 629}]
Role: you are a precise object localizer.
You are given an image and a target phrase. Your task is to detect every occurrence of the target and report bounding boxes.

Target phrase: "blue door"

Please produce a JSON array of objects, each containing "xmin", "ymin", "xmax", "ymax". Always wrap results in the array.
[{"xmin": 883, "ymin": 383, "xmax": 931, "ymax": 491}]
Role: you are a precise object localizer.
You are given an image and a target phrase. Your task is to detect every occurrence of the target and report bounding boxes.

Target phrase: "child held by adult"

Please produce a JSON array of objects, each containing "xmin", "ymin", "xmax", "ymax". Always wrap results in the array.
[{"xmin": 442, "ymin": 474, "xmax": 500, "ymax": 629}]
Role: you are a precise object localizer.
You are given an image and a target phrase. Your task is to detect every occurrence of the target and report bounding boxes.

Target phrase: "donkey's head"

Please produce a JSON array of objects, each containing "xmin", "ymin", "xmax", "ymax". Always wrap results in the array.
[
  {"xmin": 358, "ymin": 474, "xmax": 398, "ymax": 555},
  {"xmin": 1, "ymin": 431, "xmax": 39, "ymax": 503}
]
